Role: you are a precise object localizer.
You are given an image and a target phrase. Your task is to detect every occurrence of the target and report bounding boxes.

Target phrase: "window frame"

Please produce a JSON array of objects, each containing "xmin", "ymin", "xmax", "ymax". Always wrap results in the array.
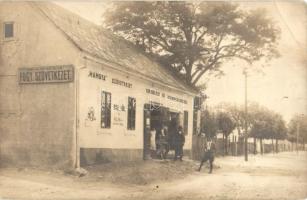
[
  {"xmin": 127, "ymin": 96, "xmax": 136, "ymax": 130},
  {"xmin": 3, "ymin": 22, "xmax": 14, "ymax": 39},
  {"xmin": 101, "ymin": 91, "xmax": 111, "ymax": 129}
]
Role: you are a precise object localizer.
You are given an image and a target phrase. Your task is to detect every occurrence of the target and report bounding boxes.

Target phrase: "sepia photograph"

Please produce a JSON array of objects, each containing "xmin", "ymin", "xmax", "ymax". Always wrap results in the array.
[{"xmin": 0, "ymin": 1, "xmax": 306, "ymax": 199}]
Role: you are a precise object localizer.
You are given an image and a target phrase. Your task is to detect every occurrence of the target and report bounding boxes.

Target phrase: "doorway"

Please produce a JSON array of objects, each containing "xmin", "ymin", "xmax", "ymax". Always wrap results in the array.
[{"xmin": 143, "ymin": 103, "xmax": 180, "ymax": 159}]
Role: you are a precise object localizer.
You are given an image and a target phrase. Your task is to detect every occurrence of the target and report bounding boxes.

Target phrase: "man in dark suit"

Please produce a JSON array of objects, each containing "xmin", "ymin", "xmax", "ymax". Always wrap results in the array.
[{"xmin": 173, "ymin": 126, "xmax": 185, "ymax": 161}]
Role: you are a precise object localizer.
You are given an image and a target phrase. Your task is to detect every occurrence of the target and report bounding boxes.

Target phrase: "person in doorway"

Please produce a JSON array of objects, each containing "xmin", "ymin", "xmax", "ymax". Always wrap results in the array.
[
  {"xmin": 198, "ymin": 139, "xmax": 216, "ymax": 173},
  {"xmin": 150, "ymin": 127, "xmax": 157, "ymax": 157},
  {"xmin": 162, "ymin": 125, "xmax": 170, "ymax": 157},
  {"xmin": 157, "ymin": 128, "xmax": 168, "ymax": 159},
  {"xmin": 155, "ymin": 126, "xmax": 161, "ymax": 151},
  {"xmin": 173, "ymin": 126, "xmax": 185, "ymax": 161}
]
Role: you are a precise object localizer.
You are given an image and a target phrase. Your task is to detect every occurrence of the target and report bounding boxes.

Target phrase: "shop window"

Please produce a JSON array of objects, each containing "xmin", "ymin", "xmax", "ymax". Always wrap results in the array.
[
  {"xmin": 127, "ymin": 97, "xmax": 136, "ymax": 130},
  {"xmin": 4, "ymin": 22, "xmax": 14, "ymax": 38},
  {"xmin": 184, "ymin": 110, "xmax": 188, "ymax": 135},
  {"xmin": 101, "ymin": 91, "xmax": 111, "ymax": 128}
]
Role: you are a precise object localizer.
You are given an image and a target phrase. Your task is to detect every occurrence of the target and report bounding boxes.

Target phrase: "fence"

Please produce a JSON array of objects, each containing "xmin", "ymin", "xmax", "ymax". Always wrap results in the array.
[{"xmin": 191, "ymin": 135, "xmax": 306, "ymax": 161}]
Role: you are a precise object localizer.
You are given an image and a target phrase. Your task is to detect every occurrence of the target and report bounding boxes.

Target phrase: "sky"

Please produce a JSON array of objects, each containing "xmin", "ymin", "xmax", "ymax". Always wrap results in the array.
[{"xmin": 55, "ymin": 1, "xmax": 307, "ymax": 122}]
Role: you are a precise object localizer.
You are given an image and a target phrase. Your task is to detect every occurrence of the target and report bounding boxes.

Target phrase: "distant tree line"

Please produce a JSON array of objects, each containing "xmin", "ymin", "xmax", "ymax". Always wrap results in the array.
[{"xmin": 200, "ymin": 102, "xmax": 305, "ymax": 155}]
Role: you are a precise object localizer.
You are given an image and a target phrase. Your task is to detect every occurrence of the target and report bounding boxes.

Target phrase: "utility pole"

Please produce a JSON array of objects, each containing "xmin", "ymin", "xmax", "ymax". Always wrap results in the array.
[{"xmin": 243, "ymin": 69, "xmax": 248, "ymax": 161}]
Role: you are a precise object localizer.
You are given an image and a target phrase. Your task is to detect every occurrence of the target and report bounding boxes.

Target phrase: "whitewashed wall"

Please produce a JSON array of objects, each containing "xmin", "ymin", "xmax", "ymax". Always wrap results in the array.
[{"xmin": 78, "ymin": 59, "xmax": 194, "ymax": 151}]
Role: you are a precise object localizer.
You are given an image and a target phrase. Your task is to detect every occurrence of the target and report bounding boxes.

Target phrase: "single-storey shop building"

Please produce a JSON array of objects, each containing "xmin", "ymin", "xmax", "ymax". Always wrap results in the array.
[{"xmin": 0, "ymin": 2, "xmax": 200, "ymax": 169}]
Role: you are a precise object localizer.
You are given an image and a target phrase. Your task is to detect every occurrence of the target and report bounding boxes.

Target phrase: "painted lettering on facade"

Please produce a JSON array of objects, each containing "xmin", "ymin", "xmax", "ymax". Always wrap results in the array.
[
  {"xmin": 19, "ymin": 65, "xmax": 74, "ymax": 84},
  {"xmin": 87, "ymin": 70, "xmax": 132, "ymax": 88},
  {"xmin": 113, "ymin": 104, "xmax": 126, "ymax": 126},
  {"xmin": 113, "ymin": 104, "xmax": 126, "ymax": 112},
  {"xmin": 112, "ymin": 78, "xmax": 132, "ymax": 88},
  {"xmin": 146, "ymin": 88, "xmax": 160, "ymax": 96},
  {"xmin": 88, "ymin": 71, "xmax": 106, "ymax": 81},
  {"xmin": 167, "ymin": 95, "xmax": 188, "ymax": 104},
  {"xmin": 145, "ymin": 88, "xmax": 187, "ymax": 104}
]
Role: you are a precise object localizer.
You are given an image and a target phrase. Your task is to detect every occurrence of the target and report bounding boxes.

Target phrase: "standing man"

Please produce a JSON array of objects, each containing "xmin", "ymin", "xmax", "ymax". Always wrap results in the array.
[
  {"xmin": 173, "ymin": 126, "xmax": 185, "ymax": 161},
  {"xmin": 198, "ymin": 139, "xmax": 216, "ymax": 173},
  {"xmin": 150, "ymin": 127, "xmax": 157, "ymax": 158}
]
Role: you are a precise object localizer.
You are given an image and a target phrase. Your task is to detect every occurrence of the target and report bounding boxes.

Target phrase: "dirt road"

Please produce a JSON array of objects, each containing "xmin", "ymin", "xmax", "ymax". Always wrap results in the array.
[{"xmin": 1, "ymin": 151, "xmax": 306, "ymax": 200}]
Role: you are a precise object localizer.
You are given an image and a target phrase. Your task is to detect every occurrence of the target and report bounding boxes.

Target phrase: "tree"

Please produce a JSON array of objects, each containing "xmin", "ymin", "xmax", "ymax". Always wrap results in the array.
[
  {"xmin": 272, "ymin": 114, "xmax": 287, "ymax": 153},
  {"xmin": 218, "ymin": 102, "xmax": 265, "ymax": 154},
  {"xmin": 201, "ymin": 109, "xmax": 218, "ymax": 139},
  {"xmin": 249, "ymin": 109, "xmax": 271, "ymax": 154},
  {"xmin": 216, "ymin": 103, "xmax": 245, "ymax": 137},
  {"xmin": 249, "ymin": 106, "xmax": 287, "ymax": 154},
  {"xmin": 288, "ymin": 114, "xmax": 307, "ymax": 151},
  {"xmin": 216, "ymin": 111, "xmax": 235, "ymax": 155},
  {"xmin": 104, "ymin": 2, "xmax": 280, "ymax": 86}
]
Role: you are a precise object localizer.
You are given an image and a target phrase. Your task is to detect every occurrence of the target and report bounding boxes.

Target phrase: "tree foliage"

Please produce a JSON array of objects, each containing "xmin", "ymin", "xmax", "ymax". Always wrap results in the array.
[
  {"xmin": 200, "ymin": 109, "xmax": 218, "ymax": 139},
  {"xmin": 104, "ymin": 2, "xmax": 280, "ymax": 86},
  {"xmin": 249, "ymin": 107, "xmax": 287, "ymax": 140},
  {"xmin": 216, "ymin": 102, "xmax": 287, "ymax": 141},
  {"xmin": 216, "ymin": 111, "xmax": 235, "ymax": 155},
  {"xmin": 216, "ymin": 103, "xmax": 245, "ymax": 136},
  {"xmin": 288, "ymin": 114, "xmax": 307, "ymax": 143},
  {"xmin": 216, "ymin": 111, "xmax": 236, "ymax": 138}
]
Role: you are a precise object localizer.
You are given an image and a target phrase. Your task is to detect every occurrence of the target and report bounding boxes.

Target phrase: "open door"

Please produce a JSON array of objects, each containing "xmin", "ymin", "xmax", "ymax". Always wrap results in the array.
[{"xmin": 143, "ymin": 104, "xmax": 151, "ymax": 160}]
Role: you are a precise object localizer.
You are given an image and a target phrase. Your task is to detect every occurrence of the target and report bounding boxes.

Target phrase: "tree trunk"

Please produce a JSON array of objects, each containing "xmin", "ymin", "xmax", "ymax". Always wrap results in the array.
[
  {"xmin": 225, "ymin": 135, "xmax": 228, "ymax": 155},
  {"xmin": 271, "ymin": 139, "xmax": 274, "ymax": 154},
  {"xmin": 275, "ymin": 139, "xmax": 279, "ymax": 153},
  {"xmin": 229, "ymin": 137, "xmax": 232, "ymax": 156},
  {"xmin": 260, "ymin": 138, "xmax": 263, "ymax": 155},
  {"xmin": 222, "ymin": 133, "xmax": 225, "ymax": 156},
  {"xmin": 186, "ymin": 68, "xmax": 192, "ymax": 84},
  {"xmin": 235, "ymin": 136, "xmax": 238, "ymax": 156},
  {"xmin": 253, "ymin": 137, "xmax": 256, "ymax": 154},
  {"xmin": 232, "ymin": 135, "xmax": 235, "ymax": 156}
]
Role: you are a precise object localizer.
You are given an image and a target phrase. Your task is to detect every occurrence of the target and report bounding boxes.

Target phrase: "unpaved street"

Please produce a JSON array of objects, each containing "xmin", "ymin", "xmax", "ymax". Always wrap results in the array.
[{"xmin": 1, "ymin": 152, "xmax": 307, "ymax": 200}]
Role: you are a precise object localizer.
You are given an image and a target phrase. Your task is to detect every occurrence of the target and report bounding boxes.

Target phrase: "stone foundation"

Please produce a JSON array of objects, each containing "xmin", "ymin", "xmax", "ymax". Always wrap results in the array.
[
  {"xmin": 80, "ymin": 148, "xmax": 191, "ymax": 166},
  {"xmin": 80, "ymin": 148, "xmax": 143, "ymax": 166}
]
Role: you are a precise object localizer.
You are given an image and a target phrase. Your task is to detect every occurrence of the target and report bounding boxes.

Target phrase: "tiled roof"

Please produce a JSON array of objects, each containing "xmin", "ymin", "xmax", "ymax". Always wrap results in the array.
[{"xmin": 32, "ymin": 2, "xmax": 197, "ymax": 94}]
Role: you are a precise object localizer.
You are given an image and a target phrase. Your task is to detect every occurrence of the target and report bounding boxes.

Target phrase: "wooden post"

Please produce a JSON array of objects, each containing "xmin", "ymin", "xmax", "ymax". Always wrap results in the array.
[{"xmin": 260, "ymin": 138, "xmax": 263, "ymax": 155}]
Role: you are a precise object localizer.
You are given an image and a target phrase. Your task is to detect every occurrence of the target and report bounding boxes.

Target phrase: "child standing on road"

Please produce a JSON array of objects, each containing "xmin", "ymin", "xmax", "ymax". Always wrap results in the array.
[{"xmin": 198, "ymin": 140, "xmax": 216, "ymax": 173}]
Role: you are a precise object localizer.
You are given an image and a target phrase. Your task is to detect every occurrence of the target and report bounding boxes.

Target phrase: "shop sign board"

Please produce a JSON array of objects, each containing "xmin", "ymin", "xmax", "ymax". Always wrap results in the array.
[{"xmin": 19, "ymin": 65, "xmax": 74, "ymax": 84}]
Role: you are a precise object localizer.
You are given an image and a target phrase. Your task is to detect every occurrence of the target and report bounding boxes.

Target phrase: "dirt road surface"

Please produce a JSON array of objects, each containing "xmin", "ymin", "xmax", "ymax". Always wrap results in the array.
[{"xmin": 1, "ymin": 151, "xmax": 306, "ymax": 200}]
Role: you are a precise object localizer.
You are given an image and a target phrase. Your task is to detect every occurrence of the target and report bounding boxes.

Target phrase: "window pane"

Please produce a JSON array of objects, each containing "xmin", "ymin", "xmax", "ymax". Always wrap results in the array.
[
  {"xmin": 4, "ymin": 23, "xmax": 14, "ymax": 38},
  {"xmin": 106, "ymin": 92, "xmax": 111, "ymax": 128},
  {"xmin": 127, "ymin": 97, "xmax": 136, "ymax": 130},
  {"xmin": 101, "ymin": 91, "xmax": 111, "ymax": 128},
  {"xmin": 101, "ymin": 92, "xmax": 106, "ymax": 128}
]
